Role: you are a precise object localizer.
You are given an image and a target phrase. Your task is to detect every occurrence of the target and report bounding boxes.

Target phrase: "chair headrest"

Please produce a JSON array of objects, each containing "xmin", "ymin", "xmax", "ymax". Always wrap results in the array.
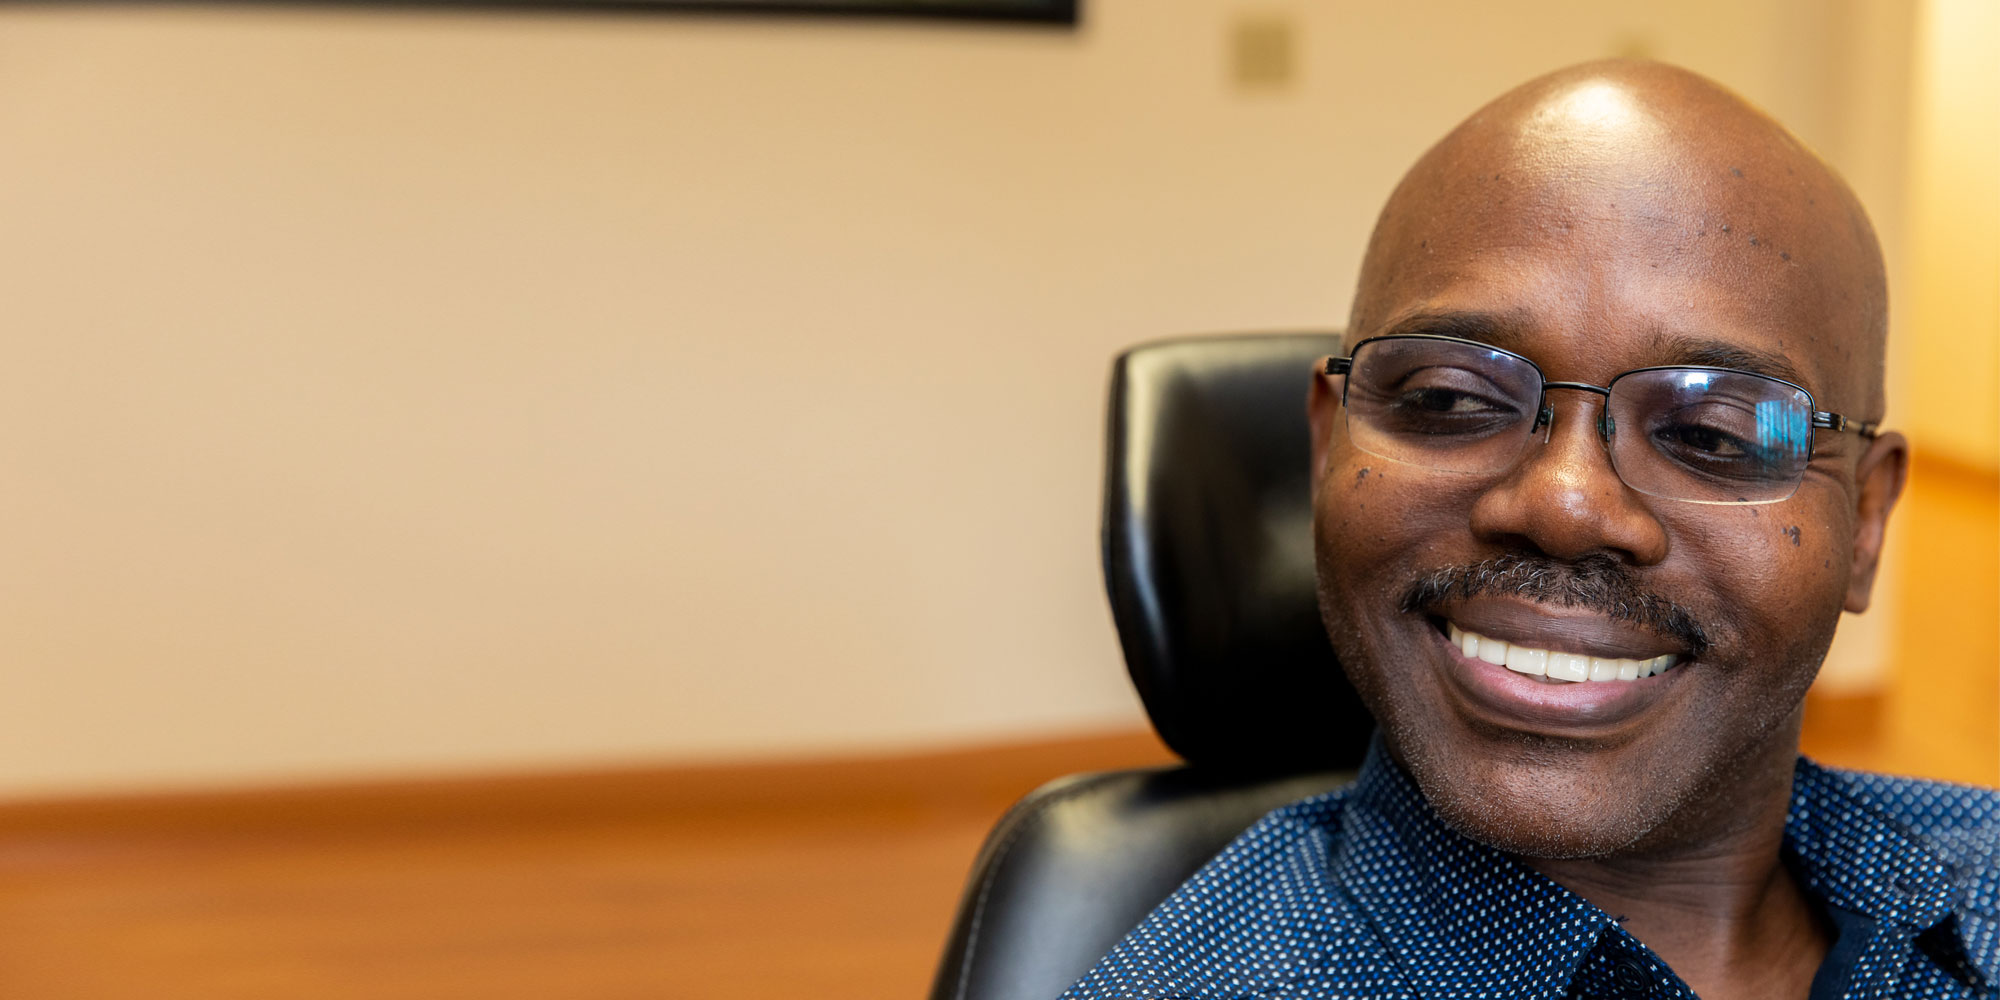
[{"xmin": 1101, "ymin": 333, "xmax": 1374, "ymax": 773}]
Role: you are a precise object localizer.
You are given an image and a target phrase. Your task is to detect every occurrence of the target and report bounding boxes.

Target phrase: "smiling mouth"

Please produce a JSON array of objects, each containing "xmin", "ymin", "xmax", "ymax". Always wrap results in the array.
[{"xmin": 1444, "ymin": 621, "xmax": 1681, "ymax": 683}]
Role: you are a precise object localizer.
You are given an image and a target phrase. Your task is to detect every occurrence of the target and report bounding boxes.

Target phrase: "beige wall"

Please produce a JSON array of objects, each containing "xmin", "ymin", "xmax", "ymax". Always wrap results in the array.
[{"xmin": 0, "ymin": 0, "xmax": 1941, "ymax": 796}]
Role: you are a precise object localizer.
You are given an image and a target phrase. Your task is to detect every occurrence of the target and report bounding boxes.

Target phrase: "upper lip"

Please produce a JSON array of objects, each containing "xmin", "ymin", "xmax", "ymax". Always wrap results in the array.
[{"xmin": 1437, "ymin": 596, "xmax": 1690, "ymax": 661}]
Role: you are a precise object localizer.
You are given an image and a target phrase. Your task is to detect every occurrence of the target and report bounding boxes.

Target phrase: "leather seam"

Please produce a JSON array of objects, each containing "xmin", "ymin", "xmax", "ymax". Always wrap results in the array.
[{"xmin": 952, "ymin": 770, "xmax": 1136, "ymax": 1000}]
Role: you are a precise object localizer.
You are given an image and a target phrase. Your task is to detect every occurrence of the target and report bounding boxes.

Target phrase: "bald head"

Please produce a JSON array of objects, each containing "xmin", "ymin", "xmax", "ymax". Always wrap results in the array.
[{"xmin": 1351, "ymin": 60, "xmax": 1888, "ymax": 416}]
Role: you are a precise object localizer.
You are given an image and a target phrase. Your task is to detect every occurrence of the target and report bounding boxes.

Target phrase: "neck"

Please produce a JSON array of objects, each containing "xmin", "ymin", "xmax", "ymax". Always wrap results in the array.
[{"xmin": 1516, "ymin": 723, "xmax": 1831, "ymax": 1000}]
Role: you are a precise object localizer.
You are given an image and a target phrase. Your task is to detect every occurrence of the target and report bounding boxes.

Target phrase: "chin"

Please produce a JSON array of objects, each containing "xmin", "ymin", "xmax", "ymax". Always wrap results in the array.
[{"xmin": 1386, "ymin": 721, "xmax": 1698, "ymax": 860}]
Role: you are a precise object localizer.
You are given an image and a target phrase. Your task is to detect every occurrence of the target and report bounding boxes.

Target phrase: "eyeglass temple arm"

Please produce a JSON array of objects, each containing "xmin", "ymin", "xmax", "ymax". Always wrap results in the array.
[
  {"xmin": 1324, "ymin": 358, "xmax": 1351, "ymax": 375},
  {"xmin": 1814, "ymin": 412, "xmax": 1880, "ymax": 439}
]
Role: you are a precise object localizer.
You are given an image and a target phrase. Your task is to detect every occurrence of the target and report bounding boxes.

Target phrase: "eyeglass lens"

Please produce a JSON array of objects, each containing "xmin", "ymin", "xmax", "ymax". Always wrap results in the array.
[{"xmin": 1341, "ymin": 337, "xmax": 1815, "ymax": 503}]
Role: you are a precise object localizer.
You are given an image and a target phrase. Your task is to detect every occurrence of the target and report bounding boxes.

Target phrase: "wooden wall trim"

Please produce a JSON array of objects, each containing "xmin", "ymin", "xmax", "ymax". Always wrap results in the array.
[{"xmin": 0, "ymin": 729, "xmax": 1175, "ymax": 839}]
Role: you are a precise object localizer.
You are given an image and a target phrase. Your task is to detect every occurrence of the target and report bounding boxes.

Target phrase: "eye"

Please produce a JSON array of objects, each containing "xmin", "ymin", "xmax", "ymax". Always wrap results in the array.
[
  {"xmin": 1368, "ymin": 369, "xmax": 1529, "ymax": 437},
  {"xmin": 1403, "ymin": 387, "xmax": 1501, "ymax": 414},
  {"xmin": 1646, "ymin": 406, "xmax": 1794, "ymax": 480},
  {"xmin": 1657, "ymin": 422, "xmax": 1751, "ymax": 457},
  {"xmin": 1343, "ymin": 341, "xmax": 1542, "ymax": 445}
]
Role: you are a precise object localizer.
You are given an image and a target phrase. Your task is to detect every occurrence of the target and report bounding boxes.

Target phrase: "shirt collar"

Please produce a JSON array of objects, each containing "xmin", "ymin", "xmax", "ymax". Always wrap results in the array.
[
  {"xmin": 1786, "ymin": 758, "xmax": 1962, "ymax": 926},
  {"xmin": 1786, "ymin": 758, "xmax": 1992, "ymax": 985}
]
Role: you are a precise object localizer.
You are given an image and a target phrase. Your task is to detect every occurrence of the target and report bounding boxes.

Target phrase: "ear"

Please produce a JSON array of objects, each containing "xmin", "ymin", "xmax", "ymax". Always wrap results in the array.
[
  {"xmin": 1844, "ymin": 430, "xmax": 1909, "ymax": 613},
  {"xmin": 1308, "ymin": 358, "xmax": 1342, "ymax": 489}
]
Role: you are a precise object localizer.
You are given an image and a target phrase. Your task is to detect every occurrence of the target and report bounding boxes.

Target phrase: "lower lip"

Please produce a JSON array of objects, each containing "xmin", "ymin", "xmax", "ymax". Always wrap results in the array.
[{"xmin": 1431, "ymin": 626, "xmax": 1683, "ymax": 733}]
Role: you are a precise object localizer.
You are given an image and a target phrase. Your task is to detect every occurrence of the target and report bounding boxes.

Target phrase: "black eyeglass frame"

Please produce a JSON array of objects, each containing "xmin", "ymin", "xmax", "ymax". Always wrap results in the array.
[{"xmin": 1321, "ymin": 333, "xmax": 1880, "ymax": 499}]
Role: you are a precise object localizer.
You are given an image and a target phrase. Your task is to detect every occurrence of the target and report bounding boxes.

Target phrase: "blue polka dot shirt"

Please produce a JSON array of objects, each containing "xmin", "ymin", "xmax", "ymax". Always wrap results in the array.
[{"xmin": 1061, "ymin": 739, "xmax": 1999, "ymax": 999}]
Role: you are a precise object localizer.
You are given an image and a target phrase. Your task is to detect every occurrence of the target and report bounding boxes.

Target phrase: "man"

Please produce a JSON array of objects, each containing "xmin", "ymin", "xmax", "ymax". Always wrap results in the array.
[{"xmin": 1062, "ymin": 61, "xmax": 1997, "ymax": 999}]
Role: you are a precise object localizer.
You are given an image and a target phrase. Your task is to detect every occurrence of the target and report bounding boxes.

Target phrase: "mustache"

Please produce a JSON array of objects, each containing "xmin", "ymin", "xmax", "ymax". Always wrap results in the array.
[{"xmin": 1398, "ymin": 554, "xmax": 1712, "ymax": 659}]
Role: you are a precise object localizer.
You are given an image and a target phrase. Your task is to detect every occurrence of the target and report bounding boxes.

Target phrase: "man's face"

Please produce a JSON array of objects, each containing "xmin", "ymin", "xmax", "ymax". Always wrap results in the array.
[{"xmin": 1309, "ymin": 78, "xmax": 1899, "ymax": 858}]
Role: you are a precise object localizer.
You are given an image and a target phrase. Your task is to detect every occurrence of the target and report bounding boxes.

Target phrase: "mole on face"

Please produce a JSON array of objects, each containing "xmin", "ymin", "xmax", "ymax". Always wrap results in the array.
[
  {"xmin": 1786, "ymin": 525, "xmax": 1802, "ymax": 546},
  {"xmin": 1356, "ymin": 467, "xmax": 1371, "ymax": 484}
]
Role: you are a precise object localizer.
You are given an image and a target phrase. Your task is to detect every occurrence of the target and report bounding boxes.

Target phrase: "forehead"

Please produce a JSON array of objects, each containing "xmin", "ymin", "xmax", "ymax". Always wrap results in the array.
[{"xmin": 1353, "ymin": 86, "xmax": 1879, "ymax": 409}]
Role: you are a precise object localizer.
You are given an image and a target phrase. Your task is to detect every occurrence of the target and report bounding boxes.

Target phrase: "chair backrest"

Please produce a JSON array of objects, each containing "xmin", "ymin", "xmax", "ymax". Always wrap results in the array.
[
  {"xmin": 1103, "ymin": 332, "xmax": 1373, "ymax": 771},
  {"xmin": 927, "ymin": 333, "xmax": 1376, "ymax": 1000},
  {"xmin": 926, "ymin": 767, "xmax": 1348, "ymax": 1000}
]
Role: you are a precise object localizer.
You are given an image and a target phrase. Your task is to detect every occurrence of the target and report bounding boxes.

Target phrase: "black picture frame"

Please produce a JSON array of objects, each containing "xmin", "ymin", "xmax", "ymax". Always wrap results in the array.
[
  {"xmin": 36, "ymin": 0, "xmax": 1082, "ymax": 22},
  {"xmin": 541, "ymin": 0, "xmax": 1077, "ymax": 22}
]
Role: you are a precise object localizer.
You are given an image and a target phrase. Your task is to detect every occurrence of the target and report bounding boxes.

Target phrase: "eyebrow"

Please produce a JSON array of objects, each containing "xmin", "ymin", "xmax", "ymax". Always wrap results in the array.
[
  {"xmin": 1370, "ymin": 311, "xmax": 1812, "ymax": 390},
  {"xmin": 1647, "ymin": 335, "xmax": 1809, "ymax": 388},
  {"xmin": 1376, "ymin": 310, "xmax": 1535, "ymax": 347}
]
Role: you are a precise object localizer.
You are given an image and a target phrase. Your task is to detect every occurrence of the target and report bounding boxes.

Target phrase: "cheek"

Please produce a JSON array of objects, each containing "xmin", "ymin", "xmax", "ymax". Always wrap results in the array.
[
  {"xmin": 1319, "ymin": 457, "xmax": 1432, "ymax": 564},
  {"xmin": 1317, "ymin": 455, "xmax": 1401, "ymax": 620},
  {"xmin": 1314, "ymin": 456, "xmax": 1445, "ymax": 715},
  {"xmin": 1315, "ymin": 450, "xmax": 1480, "ymax": 612},
  {"xmin": 1324, "ymin": 462, "xmax": 1382, "ymax": 545},
  {"xmin": 1671, "ymin": 501, "xmax": 1855, "ymax": 642}
]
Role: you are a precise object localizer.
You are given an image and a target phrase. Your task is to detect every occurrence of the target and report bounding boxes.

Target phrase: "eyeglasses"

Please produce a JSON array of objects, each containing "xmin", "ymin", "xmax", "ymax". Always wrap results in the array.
[{"xmin": 1323, "ymin": 334, "xmax": 1879, "ymax": 504}]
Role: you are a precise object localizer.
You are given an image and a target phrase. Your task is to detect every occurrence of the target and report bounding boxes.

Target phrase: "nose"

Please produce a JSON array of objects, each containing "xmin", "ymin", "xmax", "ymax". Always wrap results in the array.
[{"xmin": 1469, "ymin": 391, "xmax": 1670, "ymax": 565}]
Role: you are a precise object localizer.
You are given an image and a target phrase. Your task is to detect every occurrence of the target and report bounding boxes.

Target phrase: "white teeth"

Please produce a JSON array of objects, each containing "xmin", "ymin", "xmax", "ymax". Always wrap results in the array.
[
  {"xmin": 1547, "ymin": 652, "xmax": 1590, "ymax": 682},
  {"xmin": 1504, "ymin": 644, "xmax": 1548, "ymax": 676},
  {"xmin": 1447, "ymin": 623, "xmax": 1678, "ymax": 683},
  {"xmin": 1451, "ymin": 623, "xmax": 1480, "ymax": 658}
]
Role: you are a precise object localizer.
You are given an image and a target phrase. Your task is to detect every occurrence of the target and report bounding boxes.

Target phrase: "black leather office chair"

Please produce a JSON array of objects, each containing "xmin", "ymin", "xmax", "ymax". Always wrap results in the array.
[{"xmin": 927, "ymin": 333, "xmax": 1377, "ymax": 1000}]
